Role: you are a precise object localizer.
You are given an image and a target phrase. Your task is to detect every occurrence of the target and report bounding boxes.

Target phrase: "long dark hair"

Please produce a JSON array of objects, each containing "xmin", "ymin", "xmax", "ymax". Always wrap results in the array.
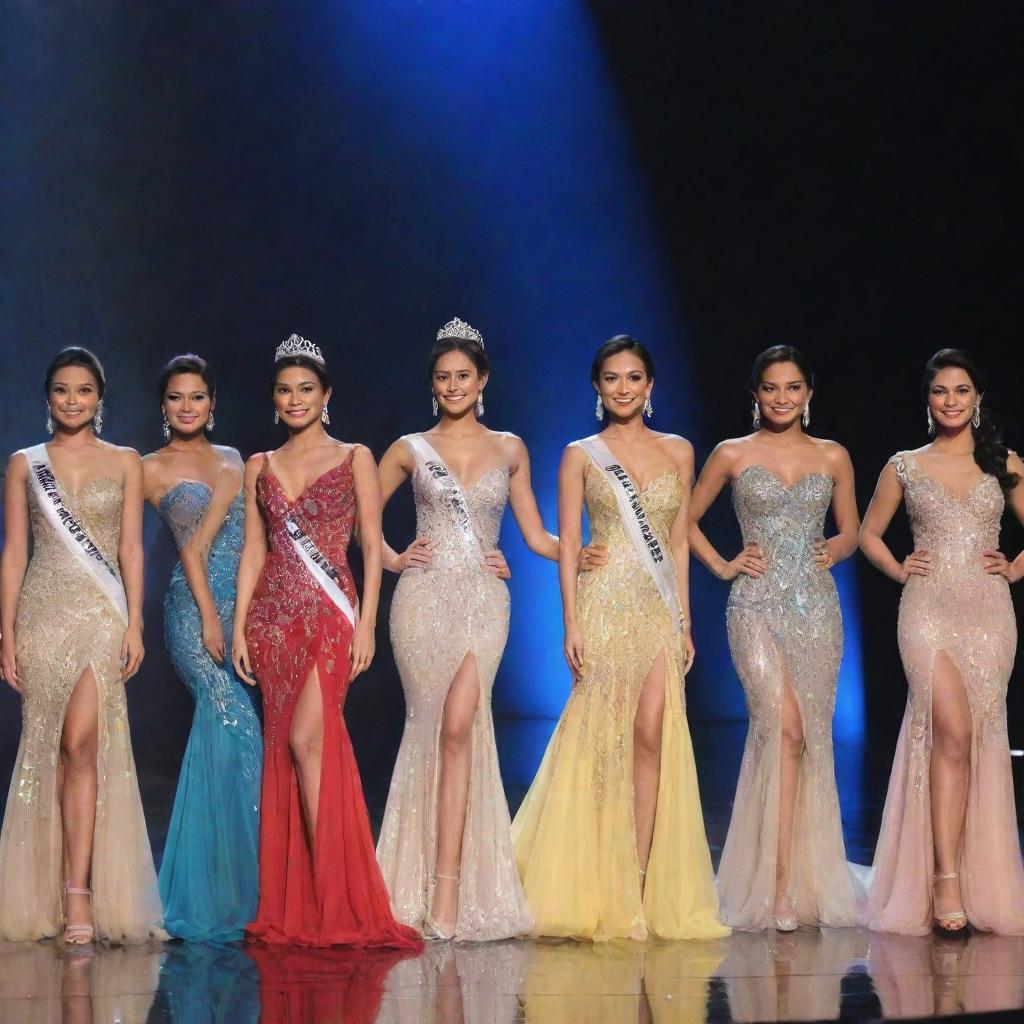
[
  {"xmin": 159, "ymin": 353, "xmax": 216, "ymax": 401},
  {"xmin": 44, "ymin": 346, "xmax": 106, "ymax": 397},
  {"xmin": 923, "ymin": 348, "xmax": 1019, "ymax": 493},
  {"xmin": 747, "ymin": 344, "xmax": 813, "ymax": 391},
  {"xmin": 590, "ymin": 335, "xmax": 655, "ymax": 382}
]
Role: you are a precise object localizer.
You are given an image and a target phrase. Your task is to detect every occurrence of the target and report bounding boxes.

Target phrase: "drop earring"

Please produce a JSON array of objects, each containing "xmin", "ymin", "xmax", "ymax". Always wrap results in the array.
[
  {"xmin": 93, "ymin": 400, "xmax": 104, "ymax": 435},
  {"xmin": 972, "ymin": 404, "xmax": 981, "ymax": 429},
  {"xmin": 46, "ymin": 408, "xmax": 55, "ymax": 435},
  {"xmin": 162, "ymin": 411, "xmax": 171, "ymax": 442},
  {"xmin": 476, "ymin": 391, "xmax": 485, "ymax": 417},
  {"xmin": 274, "ymin": 410, "xmax": 280, "ymax": 424},
  {"xmin": 802, "ymin": 399, "xmax": 811, "ymax": 428},
  {"xmin": 643, "ymin": 396, "xmax": 654, "ymax": 418},
  {"xmin": 432, "ymin": 395, "xmax": 439, "ymax": 417},
  {"xmin": 926, "ymin": 407, "xmax": 935, "ymax": 435},
  {"xmin": 595, "ymin": 395, "xmax": 604, "ymax": 420},
  {"xmin": 751, "ymin": 400, "xmax": 761, "ymax": 430},
  {"xmin": 321, "ymin": 406, "xmax": 331, "ymax": 426},
  {"xmin": 206, "ymin": 413, "xmax": 215, "ymax": 434}
]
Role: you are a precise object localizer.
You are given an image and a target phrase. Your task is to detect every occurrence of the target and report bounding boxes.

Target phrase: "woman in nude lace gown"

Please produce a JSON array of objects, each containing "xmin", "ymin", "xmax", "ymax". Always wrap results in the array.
[
  {"xmin": 512, "ymin": 336, "xmax": 727, "ymax": 941},
  {"xmin": 689, "ymin": 346, "xmax": 862, "ymax": 931},
  {"xmin": 376, "ymin": 317, "xmax": 564, "ymax": 941},
  {"xmin": 861, "ymin": 349, "xmax": 1024, "ymax": 936},
  {"xmin": 0, "ymin": 347, "xmax": 163, "ymax": 944}
]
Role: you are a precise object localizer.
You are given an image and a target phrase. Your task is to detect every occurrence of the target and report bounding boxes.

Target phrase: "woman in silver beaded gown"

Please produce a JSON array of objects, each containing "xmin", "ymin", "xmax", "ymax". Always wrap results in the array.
[
  {"xmin": 689, "ymin": 346, "xmax": 863, "ymax": 931},
  {"xmin": 861, "ymin": 349, "xmax": 1024, "ymax": 936},
  {"xmin": 376, "ymin": 318, "xmax": 570, "ymax": 941}
]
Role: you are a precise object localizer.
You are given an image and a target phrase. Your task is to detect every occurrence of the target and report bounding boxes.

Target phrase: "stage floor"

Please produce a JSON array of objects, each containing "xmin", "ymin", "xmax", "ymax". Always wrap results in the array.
[{"xmin": 2, "ymin": 722, "xmax": 1024, "ymax": 1024}]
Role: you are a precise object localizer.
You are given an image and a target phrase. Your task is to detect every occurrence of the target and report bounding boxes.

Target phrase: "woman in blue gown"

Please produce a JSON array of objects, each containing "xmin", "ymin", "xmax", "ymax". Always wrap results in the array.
[{"xmin": 143, "ymin": 354, "xmax": 261, "ymax": 942}]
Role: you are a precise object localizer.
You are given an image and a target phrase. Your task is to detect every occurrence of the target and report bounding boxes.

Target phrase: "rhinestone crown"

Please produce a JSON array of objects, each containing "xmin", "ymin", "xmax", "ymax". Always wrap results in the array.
[
  {"xmin": 437, "ymin": 316, "xmax": 484, "ymax": 348},
  {"xmin": 275, "ymin": 333, "xmax": 325, "ymax": 366}
]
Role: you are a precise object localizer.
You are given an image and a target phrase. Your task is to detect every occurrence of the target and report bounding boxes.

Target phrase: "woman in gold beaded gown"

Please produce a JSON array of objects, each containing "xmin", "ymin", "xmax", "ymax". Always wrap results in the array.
[
  {"xmin": 512, "ymin": 336, "xmax": 727, "ymax": 942},
  {"xmin": 0, "ymin": 348, "xmax": 164, "ymax": 944},
  {"xmin": 688, "ymin": 346, "xmax": 862, "ymax": 932},
  {"xmin": 861, "ymin": 349, "xmax": 1024, "ymax": 936}
]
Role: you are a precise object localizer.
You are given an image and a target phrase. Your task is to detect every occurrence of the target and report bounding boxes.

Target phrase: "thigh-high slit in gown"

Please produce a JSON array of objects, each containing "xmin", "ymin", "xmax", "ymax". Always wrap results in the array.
[
  {"xmin": 157, "ymin": 482, "xmax": 262, "ymax": 942},
  {"xmin": 717, "ymin": 465, "xmax": 862, "ymax": 930},
  {"xmin": 244, "ymin": 450, "xmax": 421, "ymax": 949},
  {"xmin": 376, "ymin": 435, "xmax": 532, "ymax": 941},
  {"xmin": 866, "ymin": 451, "xmax": 1024, "ymax": 935},
  {"xmin": 511, "ymin": 463, "xmax": 727, "ymax": 941},
  {"xmin": 0, "ymin": 466, "xmax": 164, "ymax": 942}
]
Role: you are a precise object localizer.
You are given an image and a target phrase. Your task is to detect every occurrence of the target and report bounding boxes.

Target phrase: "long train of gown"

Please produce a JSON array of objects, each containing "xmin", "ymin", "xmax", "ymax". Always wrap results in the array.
[
  {"xmin": 245, "ymin": 450, "xmax": 420, "ymax": 949},
  {"xmin": 717, "ymin": 465, "xmax": 862, "ymax": 930},
  {"xmin": 377, "ymin": 436, "xmax": 532, "ymax": 940},
  {"xmin": 512, "ymin": 464, "xmax": 727, "ymax": 941},
  {"xmin": 157, "ymin": 482, "xmax": 262, "ymax": 942},
  {"xmin": 0, "ymin": 469, "xmax": 164, "ymax": 942},
  {"xmin": 866, "ymin": 451, "xmax": 1024, "ymax": 935}
]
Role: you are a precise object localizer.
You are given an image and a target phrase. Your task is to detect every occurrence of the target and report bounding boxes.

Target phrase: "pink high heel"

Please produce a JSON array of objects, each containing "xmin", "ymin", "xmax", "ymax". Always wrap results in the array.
[{"xmin": 63, "ymin": 886, "xmax": 95, "ymax": 945}]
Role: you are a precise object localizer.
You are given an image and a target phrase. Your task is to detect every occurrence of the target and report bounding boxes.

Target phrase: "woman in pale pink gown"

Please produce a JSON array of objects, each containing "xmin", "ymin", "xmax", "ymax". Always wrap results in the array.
[{"xmin": 860, "ymin": 348, "xmax": 1024, "ymax": 936}]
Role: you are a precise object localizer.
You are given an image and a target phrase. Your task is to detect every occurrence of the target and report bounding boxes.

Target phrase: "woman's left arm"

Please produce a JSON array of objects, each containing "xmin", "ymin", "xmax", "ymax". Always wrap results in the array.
[
  {"xmin": 350, "ymin": 445, "xmax": 382, "ymax": 680},
  {"xmin": 668, "ymin": 437, "xmax": 696, "ymax": 673},
  {"xmin": 118, "ymin": 449, "xmax": 146, "ymax": 681},
  {"xmin": 987, "ymin": 452, "xmax": 1024, "ymax": 583},
  {"xmin": 507, "ymin": 436, "xmax": 558, "ymax": 561},
  {"xmin": 819, "ymin": 443, "xmax": 861, "ymax": 569}
]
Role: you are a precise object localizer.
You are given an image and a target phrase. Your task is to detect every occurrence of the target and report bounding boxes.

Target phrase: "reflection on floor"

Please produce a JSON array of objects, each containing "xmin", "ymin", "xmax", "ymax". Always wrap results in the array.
[{"xmin": 4, "ymin": 930, "xmax": 1024, "ymax": 1023}]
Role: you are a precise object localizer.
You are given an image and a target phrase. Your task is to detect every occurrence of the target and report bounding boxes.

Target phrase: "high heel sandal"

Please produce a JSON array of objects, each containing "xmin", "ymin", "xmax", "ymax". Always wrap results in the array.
[
  {"xmin": 933, "ymin": 871, "xmax": 970, "ymax": 936},
  {"xmin": 773, "ymin": 894, "xmax": 798, "ymax": 933},
  {"xmin": 63, "ymin": 886, "xmax": 95, "ymax": 945},
  {"xmin": 423, "ymin": 871, "xmax": 459, "ymax": 942}
]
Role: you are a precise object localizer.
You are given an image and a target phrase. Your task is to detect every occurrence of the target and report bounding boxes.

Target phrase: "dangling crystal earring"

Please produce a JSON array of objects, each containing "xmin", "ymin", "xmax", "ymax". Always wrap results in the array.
[
  {"xmin": 644, "ymin": 396, "xmax": 654, "ymax": 418},
  {"xmin": 802, "ymin": 398, "xmax": 811, "ymax": 428},
  {"xmin": 751, "ymin": 400, "xmax": 761, "ymax": 430},
  {"xmin": 321, "ymin": 406, "xmax": 331, "ymax": 426},
  {"xmin": 432, "ymin": 395, "xmax": 439, "ymax": 417},
  {"xmin": 93, "ymin": 401, "xmax": 104, "ymax": 436},
  {"xmin": 46, "ymin": 408, "xmax": 55, "ymax": 435},
  {"xmin": 926, "ymin": 407, "xmax": 935, "ymax": 436},
  {"xmin": 274, "ymin": 410, "xmax": 280, "ymax": 424},
  {"xmin": 972, "ymin": 404, "xmax": 981, "ymax": 429},
  {"xmin": 595, "ymin": 395, "xmax": 604, "ymax": 420},
  {"xmin": 476, "ymin": 391, "xmax": 485, "ymax": 417},
  {"xmin": 162, "ymin": 411, "xmax": 171, "ymax": 442},
  {"xmin": 206, "ymin": 413, "xmax": 214, "ymax": 434}
]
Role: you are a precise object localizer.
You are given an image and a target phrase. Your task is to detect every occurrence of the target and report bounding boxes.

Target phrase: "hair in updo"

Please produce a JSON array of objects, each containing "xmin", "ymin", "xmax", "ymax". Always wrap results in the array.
[
  {"xmin": 274, "ymin": 355, "xmax": 331, "ymax": 391},
  {"xmin": 923, "ymin": 348, "xmax": 1019, "ymax": 493},
  {"xmin": 427, "ymin": 337, "xmax": 489, "ymax": 381},
  {"xmin": 44, "ymin": 346, "xmax": 107, "ymax": 398},
  {"xmin": 748, "ymin": 345, "xmax": 814, "ymax": 391},
  {"xmin": 158, "ymin": 353, "xmax": 216, "ymax": 402},
  {"xmin": 590, "ymin": 335, "xmax": 655, "ymax": 383}
]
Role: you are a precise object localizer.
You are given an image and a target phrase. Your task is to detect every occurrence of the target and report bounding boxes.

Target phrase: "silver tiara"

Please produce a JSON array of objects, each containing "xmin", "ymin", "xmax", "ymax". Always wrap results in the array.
[
  {"xmin": 437, "ymin": 316, "xmax": 484, "ymax": 348},
  {"xmin": 275, "ymin": 333, "xmax": 325, "ymax": 366}
]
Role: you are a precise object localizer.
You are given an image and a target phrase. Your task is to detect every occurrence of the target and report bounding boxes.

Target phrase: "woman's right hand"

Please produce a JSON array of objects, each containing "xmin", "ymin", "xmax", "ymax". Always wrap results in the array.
[
  {"xmin": 1, "ymin": 635, "xmax": 20, "ymax": 693},
  {"xmin": 719, "ymin": 542, "xmax": 767, "ymax": 581},
  {"xmin": 233, "ymin": 632, "xmax": 257, "ymax": 686},
  {"xmin": 899, "ymin": 549, "xmax": 931, "ymax": 583},
  {"xmin": 395, "ymin": 538, "xmax": 435, "ymax": 572},
  {"xmin": 563, "ymin": 622, "xmax": 584, "ymax": 679}
]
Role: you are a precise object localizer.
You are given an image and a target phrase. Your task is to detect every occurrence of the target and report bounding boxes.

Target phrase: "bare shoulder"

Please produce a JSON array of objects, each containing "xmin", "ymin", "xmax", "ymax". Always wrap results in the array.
[
  {"xmin": 113, "ymin": 444, "xmax": 143, "ymax": 469},
  {"xmin": 707, "ymin": 436, "xmax": 748, "ymax": 468},
  {"xmin": 244, "ymin": 451, "xmax": 269, "ymax": 484},
  {"xmin": 815, "ymin": 438, "xmax": 853, "ymax": 470},
  {"xmin": 562, "ymin": 439, "xmax": 590, "ymax": 468},
  {"xmin": 658, "ymin": 431, "xmax": 693, "ymax": 455},
  {"xmin": 347, "ymin": 442, "xmax": 377, "ymax": 468},
  {"xmin": 1007, "ymin": 449, "xmax": 1024, "ymax": 477},
  {"xmin": 6, "ymin": 450, "xmax": 29, "ymax": 479},
  {"xmin": 214, "ymin": 444, "xmax": 245, "ymax": 470},
  {"xmin": 490, "ymin": 429, "xmax": 526, "ymax": 457}
]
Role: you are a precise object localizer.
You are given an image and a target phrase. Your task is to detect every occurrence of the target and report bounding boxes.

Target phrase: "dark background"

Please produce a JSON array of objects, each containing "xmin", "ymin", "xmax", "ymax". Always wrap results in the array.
[{"xmin": 2, "ymin": 2, "xmax": 1022, "ymax": 850}]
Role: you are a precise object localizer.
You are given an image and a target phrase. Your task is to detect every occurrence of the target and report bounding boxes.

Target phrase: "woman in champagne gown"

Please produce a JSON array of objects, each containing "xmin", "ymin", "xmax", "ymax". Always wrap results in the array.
[
  {"xmin": 233, "ymin": 335, "xmax": 420, "ymax": 950},
  {"xmin": 689, "ymin": 346, "xmax": 862, "ymax": 931},
  {"xmin": 512, "ymin": 336, "xmax": 727, "ymax": 941},
  {"xmin": 377, "ymin": 318, "xmax": 576, "ymax": 941},
  {"xmin": 144, "ymin": 354, "xmax": 261, "ymax": 942},
  {"xmin": 0, "ymin": 347, "xmax": 163, "ymax": 944},
  {"xmin": 861, "ymin": 349, "xmax": 1024, "ymax": 935}
]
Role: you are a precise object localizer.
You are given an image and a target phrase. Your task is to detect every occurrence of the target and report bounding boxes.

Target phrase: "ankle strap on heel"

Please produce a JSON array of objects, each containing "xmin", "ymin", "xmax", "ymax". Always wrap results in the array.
[
  {"xmin": 933, "ymin": 872, "xmax": 959, "ymax": 881},
  {"xmin": 65, "ymin": 886, "xmax": 93, "ymax": 897}
]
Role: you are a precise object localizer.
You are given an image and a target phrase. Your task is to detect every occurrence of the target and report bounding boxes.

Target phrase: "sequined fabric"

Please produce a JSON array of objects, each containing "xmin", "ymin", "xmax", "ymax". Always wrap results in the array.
[
  {"xmin": 156, "ymin": 482, "xmax": 262, "ymax": 942},
  {"xmin": 244, "ymin": 450, "xmax": 421, "ymax": 949},
  {"xmin": 0, "ymin": 467, "xmax": 165, "ymax": 942},
  {"xmin": 377, "ymin": 437, "xmax": 531, "ymax": 940},
  {"xmin": 511, "ymin": 460, "xmax": 727, "ymax": 941},
  {"xmin": 867, "ymin": 451, "xmax": 1024, "ymax": 935},
  {"xmin": 717, "ymin": 465, "xmax": 862, "ymax": 930}
]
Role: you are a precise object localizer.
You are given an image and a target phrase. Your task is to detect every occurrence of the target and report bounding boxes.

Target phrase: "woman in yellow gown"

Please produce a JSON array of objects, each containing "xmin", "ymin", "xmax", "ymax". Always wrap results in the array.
[{"xmin": 512, "ymin": 336, "xmax": 727, "ymax": 941}]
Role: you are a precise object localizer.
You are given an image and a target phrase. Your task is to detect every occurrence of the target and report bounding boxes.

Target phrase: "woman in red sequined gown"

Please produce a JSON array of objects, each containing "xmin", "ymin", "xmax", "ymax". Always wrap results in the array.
[{"xmin": 232, "ymin": 336, "xmax": 421, "ymax": 950}]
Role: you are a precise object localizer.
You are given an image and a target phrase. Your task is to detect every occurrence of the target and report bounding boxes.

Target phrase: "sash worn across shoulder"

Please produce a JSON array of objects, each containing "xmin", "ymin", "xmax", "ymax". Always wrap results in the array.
[
  {"xmin": 22, "ymin": 443, "xmax": 129, "ymax": 626},
  {"xmin": 404, "ymin": 433, "xmax": 484, "ymax": 561},
  {"xmin": 284, "ymin": 516, "xmax": 357, "ymax": 629},
  {"xmin": 578, "ymin": 435, "xmax": 684, "ymax": 635}
]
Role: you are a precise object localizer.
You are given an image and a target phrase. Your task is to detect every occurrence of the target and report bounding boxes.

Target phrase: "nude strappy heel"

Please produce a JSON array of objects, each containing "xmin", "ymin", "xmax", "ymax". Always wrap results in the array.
[
  {"xmin": 423, "ymin": 871, "xmax": 459, "ymax": 942},
  {"xmin": 933, "ymin": 871, "xmax": 970, "ymax": 936},
  {"xmin": 63, "ymin": 886, "xmax": 95, "ymax": 945}
]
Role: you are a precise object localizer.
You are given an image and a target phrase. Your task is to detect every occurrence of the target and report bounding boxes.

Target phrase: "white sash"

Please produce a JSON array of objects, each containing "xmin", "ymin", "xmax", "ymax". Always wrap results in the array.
[
  {"xmin": 404, "ymin": 434, "xmax": 484, "ymax": 560},
  {"xmin": 579, "ymin": 436, "xmax": 684, "ymax": 635},
  {"xmin": 284, "ymin": 516, "xmax": 357, "ymax": 628},
  {"xmin": 22, "ymin": 443, "xmax": 129, "ymax": 626}
]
